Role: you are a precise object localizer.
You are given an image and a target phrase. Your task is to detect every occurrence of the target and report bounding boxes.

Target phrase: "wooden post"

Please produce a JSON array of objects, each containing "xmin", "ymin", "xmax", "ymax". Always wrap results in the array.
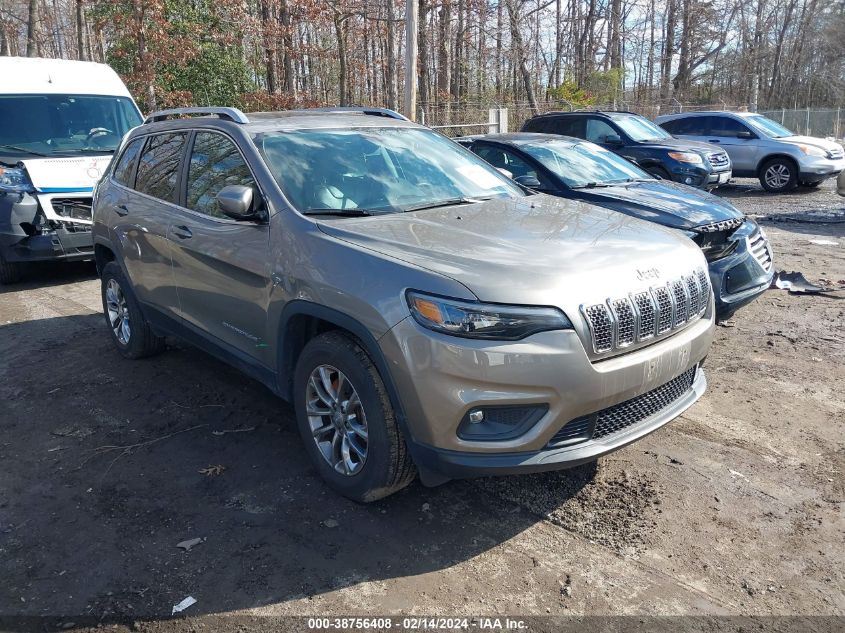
[{"xmin": 404, "ymin": 0, "xmax": 419, "ymax": 120}]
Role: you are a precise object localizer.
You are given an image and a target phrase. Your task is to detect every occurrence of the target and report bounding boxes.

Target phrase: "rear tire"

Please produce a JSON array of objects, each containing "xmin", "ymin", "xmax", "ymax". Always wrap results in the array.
[
  {"xmin": 0, "ymin": 254, "xmax": 23, "ymax": 285},
  {"xmin": 100, "ymin": 261, "xmax": 165, "ymax": 359},
  {"xmin": 759, "ymin": 158, "xmax": 798, "ymax": 192},
  {"xmin": 293, "ymin": 330, "xmax": 416, "ymax": 502}
]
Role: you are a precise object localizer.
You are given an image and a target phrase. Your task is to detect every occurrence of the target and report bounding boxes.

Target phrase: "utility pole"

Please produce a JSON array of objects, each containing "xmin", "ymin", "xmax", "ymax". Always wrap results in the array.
[{"xmin": 403, "ymin": 0, "xmax": 418, "ymax": 120}]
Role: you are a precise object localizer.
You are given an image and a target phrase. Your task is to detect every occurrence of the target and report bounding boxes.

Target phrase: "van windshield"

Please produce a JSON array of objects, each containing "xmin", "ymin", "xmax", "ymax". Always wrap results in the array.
[
  {"xmin": 255, "ymin": 127, "xmax": 523, "ymax": 215},
  {"xmin": 0, "ymin": 94, "xmax": 142, "ymax": 157}
]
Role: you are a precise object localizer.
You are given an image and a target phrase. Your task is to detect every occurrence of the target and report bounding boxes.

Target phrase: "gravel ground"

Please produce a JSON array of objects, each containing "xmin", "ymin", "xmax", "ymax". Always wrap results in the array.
[{"xmin": 0, "ymin": 178, "xmax": 843, "ymax": 632}]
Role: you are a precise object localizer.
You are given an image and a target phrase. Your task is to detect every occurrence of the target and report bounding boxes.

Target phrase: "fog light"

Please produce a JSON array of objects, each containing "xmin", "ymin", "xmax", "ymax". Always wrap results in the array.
[
  {"xmin": 468, "ymin": 409, "xmax": 484, "ymax": 423},
  {"xmin": 457, "ymin": 404, "xmax": 549, "ymax": 441},
  {"xmin": 684, "ymin": 177, "xmax": 693, "ymax": 184}
]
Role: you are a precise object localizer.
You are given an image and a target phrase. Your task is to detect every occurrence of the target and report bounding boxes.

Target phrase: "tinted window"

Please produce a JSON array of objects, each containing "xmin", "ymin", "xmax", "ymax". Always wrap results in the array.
[
  {"xmin": 112, "ymin": 137, "xmax": 144, "ymax": 187},
  {"xmin": 187, "ymin": 132, "xmax": 256, "ymax": 218},
  {"xmin": 710, "ymin": 116, "xmax": 753, "ymax": 138},
  {"xmin": 135, "ymin": 133, "xmax": 187, "ymax": 202},
  {"xmin": 540, "ymin": 116, "xmax": 583, "ymax": 137},
  {"xmin": 662, "ymin": 117, "xmax": 709, "ymax": 135},
  {"xmin": 585, "ymin": 118, "xmax": 618, "ymax": 143},
  {"xmin": 474, "ymin": 144, "xmax": 553, "ymax": 188}
]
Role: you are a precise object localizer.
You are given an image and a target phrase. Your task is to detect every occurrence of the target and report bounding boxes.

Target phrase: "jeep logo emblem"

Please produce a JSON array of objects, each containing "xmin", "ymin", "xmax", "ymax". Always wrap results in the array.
[{"xmin": 636, "ymin": 267, "xmax": 661, "ymax": 281}]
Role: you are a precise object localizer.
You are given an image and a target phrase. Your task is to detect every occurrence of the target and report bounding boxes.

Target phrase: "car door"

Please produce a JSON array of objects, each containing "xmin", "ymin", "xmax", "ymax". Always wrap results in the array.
[
  {"xmin": 703, "ymin": 115, "xmax": 760, "ymax": 173},
  {"xmin": 108, "ymin": 132, "xmax": 185, "ymax": 316},
  {"xmin": 168, "ymin": 129, "xmax": 273, "ymax": 367}
]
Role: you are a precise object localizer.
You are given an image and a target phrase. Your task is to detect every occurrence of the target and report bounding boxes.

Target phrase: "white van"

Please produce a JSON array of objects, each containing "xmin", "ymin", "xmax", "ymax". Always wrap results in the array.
[{"xmin": 0, "ymin": 57, "xmax": 143, "ymax": 283}]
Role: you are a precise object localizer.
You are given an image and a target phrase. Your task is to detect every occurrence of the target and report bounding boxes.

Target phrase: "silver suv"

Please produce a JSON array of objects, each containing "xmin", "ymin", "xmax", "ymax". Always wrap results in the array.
[
  {"xmin": 92, "ymin": 106, "xmax": 715, "ymax": 502},
  {"xmin": 657, "ymin": 111, "xmax": 845, "ymax": 192}
]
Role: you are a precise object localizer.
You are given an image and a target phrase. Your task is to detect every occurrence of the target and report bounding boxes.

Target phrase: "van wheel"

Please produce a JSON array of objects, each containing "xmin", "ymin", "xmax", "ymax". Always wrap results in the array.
[
  {"xmin": 0, "ymin": 254, "xmax": 23, "ymax": 284},
  {"xmin": 760, "ymin": 158, "xmax": 798, "ymax": 192},
  {"xmin": 294, "ymin": 331, "xmax": 416, "ymax": 502},
  {"xmin": 100, "ymin": 261, "xmax": 165, "ymax": 359}
]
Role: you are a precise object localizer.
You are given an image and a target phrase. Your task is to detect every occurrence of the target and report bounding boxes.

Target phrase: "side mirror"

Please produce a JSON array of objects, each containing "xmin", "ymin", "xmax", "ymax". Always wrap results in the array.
[
  {"xmin": 736, "ymin": 130, "xmax": 754, "ymax": 140},
  {"xmin": 514, "ymin": 175, "xmax": 542, "ymax": 188},
  {"xmin": 496, "ymin": 167, "xmax": 514, "ymax": 179},
  {"xmin": 605, "ymin": 134, "xmax": 623, "ymax": 146},
  {"xmin": 217, "ymin": 184, "xmax": 256, "ymax": 220}
]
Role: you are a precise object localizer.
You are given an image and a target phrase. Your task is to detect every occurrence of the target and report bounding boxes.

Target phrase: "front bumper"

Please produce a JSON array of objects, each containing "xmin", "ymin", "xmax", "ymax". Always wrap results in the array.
[
  {"xmin": 708, "ymin": 223, "xmax": 774, "ymax": 319},
  {"xmin": 0, "ymin": 191, "xmax": 94, "ymax": 263},
  {"xmin": 668, "ymin": 164, "xmax": 731, "ymax": 189},
  {"xmin": 797, "ymin": 156, "xmax": 845, "ymax": 182},
  {"xmin": 379, "ymin": 308, "xmax": 714, "ymax": 478}
]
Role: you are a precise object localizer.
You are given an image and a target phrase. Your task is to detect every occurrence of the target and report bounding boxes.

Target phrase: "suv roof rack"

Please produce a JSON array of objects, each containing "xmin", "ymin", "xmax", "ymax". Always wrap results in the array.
[
  {"xmin": 536, "ymin": 109, "xmax": 637, "ymax": 116},
  {"xmin": 144, "ymin": 107, "xmax": 250, "ymax": 125},
  {"xmin": 282, "ymin": 107, "xmax": 410, "ymax": 121}
]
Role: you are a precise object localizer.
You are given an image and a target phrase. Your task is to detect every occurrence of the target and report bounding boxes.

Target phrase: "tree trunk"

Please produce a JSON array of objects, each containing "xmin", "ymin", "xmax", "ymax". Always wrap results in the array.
[
  {"xmin": 506, "ymin": 0, "xmax": 539, "ymax": 114},
  {"xmin": 437, "ymin": 0, "xmax": 451, "ymax": 118},
  {"xmin": 334, "ymin": 13, "xmax": 348, "ymax": 106},
  {"xmin": 386, "ymin": 0, "xmax": 398, "ymax": 110},
  {"xmin": 26, "ymin": 0, "xmax": 39, "ymax": 57},
  {"xmin": 75, "ymin": 0, "xmax": 86, "ymax": 60},
  {"xmin": 418, "ymin": 0, "xmax": 430, "ymax": 115},
  {"xmin": 660, "ymin": 0, "xmax": 675, "ymax": 100},
  {"xmin": 260, "ymin": 0, "xmax": 277, "ymax": 94}
]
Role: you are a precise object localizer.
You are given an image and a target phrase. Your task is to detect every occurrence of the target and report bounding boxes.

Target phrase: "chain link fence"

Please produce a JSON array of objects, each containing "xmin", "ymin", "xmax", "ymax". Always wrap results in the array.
[{"xmin": 419, "ymin": 100, "xmax": 845, "ymax": 141}]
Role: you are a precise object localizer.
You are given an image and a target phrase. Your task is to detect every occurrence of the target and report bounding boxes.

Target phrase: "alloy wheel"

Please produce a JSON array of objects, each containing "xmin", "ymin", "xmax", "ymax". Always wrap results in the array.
[
  {"xmin": 105, "ymin": 278, "xmax": 131, "ymax": 345},
  {"xmin": 305, "ymin": 364, "xmax": 369, "ymax": 475},
  {"xmin": 764, "ymin": 163, "xmax": 791, "ymax": 190}
]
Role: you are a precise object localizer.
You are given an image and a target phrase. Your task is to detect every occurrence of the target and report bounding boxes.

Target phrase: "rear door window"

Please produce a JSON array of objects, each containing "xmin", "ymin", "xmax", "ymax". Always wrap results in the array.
[
  {"xmin": 663, "ymin": 117, "xmax": 710, "ymax": 135},
  {"xmin": 709, "ymin": 116, "xmax": 753, "ymax": 138},
  {"xmin": 545, "ymin": 116, "xmax": 584, "ymax": 137},
  {"xmin": 135, "ymin": 132, "xmax": 187, "ymax": 203},
  {"xmin": 112, "ymin": 137, "xmax": 144, "ymax": 187}
]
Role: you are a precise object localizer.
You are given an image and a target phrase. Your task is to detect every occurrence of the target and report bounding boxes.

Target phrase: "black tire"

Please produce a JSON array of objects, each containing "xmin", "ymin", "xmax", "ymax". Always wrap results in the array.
[
  {"xmin": 645, "ymin": 165, "xmax": 671, "ymax": 181},
  {"xmin": 293, "ymin": 330, "xmax": 416, "ymax": 502},
  {"xmin": 759, "ymin": 157, "xmax": 798, "ymax": 192},
  {"xmin": 0, "ymin": 254, "xmax": 23, "ymax": 285},
  {"xmin": 100, "ymin": 261, "xmax": 165, "ymax": 359}
]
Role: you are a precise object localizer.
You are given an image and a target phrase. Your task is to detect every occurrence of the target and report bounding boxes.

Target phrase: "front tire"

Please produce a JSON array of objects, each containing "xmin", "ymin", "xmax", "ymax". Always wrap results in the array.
[
  {"xmin": 759, "ymin": 158, "xmax": 798, "ymax": 192},
  {"xmin": 293, "ymin": 331, "xmax": 416, "ymax": 502},
  {"xmin": 0, "ymin": 254, "xmax": 23, "ymax": 284},
  {"xmin": 100, "ymin": 261, "xmax": 165, "ymax": 359}
]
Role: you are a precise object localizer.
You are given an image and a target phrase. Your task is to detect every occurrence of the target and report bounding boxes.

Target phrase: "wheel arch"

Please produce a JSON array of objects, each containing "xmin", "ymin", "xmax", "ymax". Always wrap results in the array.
[
  {"xmin": 757, "ymin": 153, "xmax": 799, "ymax": 177},
  {"xmin": 94, "ymin": 243, "xmax": 116, "ymax": 276}
]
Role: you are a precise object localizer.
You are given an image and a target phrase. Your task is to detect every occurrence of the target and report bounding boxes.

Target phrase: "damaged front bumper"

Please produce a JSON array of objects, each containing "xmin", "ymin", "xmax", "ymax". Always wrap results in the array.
[{"xmin": 0, "ymin": 191, "xmax": 94, "ymax": 263}]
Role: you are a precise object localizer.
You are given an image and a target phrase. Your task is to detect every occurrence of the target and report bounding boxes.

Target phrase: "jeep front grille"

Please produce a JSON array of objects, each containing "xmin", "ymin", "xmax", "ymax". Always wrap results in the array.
[
  {"xmin": 749, "ymin": 230, "xmax": 773, "ymax": 272},
  {"xmin": 581, "ymin": 268, "xmax": 709, "ymax": 356}
]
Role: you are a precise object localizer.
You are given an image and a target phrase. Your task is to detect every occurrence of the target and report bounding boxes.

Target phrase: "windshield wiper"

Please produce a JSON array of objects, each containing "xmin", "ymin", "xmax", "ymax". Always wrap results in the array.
[
  {"xmin": 401, "ymin": 196, "xmax": 497, "ymax": 213},
  {"xmin": 571, "ymin": 182, "xmax": 615, "ymax": 189},
  {"xmin": 0, "ymin": 144, "xmax": 49, "ymax": 157},
  {"xmin": 302, "ymin": 208, "xmax": 372, "ymax": 217}
]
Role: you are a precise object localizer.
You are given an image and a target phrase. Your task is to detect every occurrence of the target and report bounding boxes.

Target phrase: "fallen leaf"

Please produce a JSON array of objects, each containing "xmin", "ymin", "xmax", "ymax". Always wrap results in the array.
[{"xmin": 198, "ymin": 465, "xmax": 226, "ymax": 476}]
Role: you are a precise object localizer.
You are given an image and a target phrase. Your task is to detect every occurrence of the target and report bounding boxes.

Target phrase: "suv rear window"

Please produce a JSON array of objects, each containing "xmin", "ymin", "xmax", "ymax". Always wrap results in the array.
[{"xmin": 135, "ymin": 132, "xmax": 187, "ymax": 203}]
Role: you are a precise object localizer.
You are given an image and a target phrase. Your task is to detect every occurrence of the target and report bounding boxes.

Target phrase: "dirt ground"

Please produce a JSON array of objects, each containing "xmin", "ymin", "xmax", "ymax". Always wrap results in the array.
[{"xmin": 0, "ymin": 179, "xmax": 843, "ymax": 632}]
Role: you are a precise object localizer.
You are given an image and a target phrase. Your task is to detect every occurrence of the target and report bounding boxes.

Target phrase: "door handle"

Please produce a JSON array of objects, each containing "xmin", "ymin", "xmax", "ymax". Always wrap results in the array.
[
  {"xmin": 115, "ymin": 204, "xmax": 129, "ymax": 216},
  {"xmin": 708, "ymin": 139, "xmax": 721, "ymax": 143},
  {"xmin": 172, "ymin": 225, "xmax": 193, "ymax": 239}
]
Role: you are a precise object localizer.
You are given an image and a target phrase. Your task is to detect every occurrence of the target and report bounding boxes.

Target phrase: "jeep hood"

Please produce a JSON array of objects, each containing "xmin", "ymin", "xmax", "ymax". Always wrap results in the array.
[
  {"xmin": 315, "ymin": 195, "xmax": 705, "ymax": 306},
  {"xmin": 576, "ymin": 180, "xmax": 744, "ymax": 230}
]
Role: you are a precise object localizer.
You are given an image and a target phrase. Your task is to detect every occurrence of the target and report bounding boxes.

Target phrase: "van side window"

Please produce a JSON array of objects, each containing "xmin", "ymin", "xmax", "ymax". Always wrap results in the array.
[
  {"xmin": 135, "ymin": 132, "xmax": 187, "ymax": 203},
  {"xmin": 186, "ymin": 132, "xmax": 257, "ymax": 219},
  {"xmin": 112, "ymin": 138, "xmax": 144, "ymax": 187}
]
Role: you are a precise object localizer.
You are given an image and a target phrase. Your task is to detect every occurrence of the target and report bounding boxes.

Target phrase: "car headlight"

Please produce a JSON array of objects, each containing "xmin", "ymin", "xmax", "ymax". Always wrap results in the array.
[
  {"xmin": 0, "ymin": 167, "xmax": 35, "ymax": 193},
  {"xmin": 668, "ymin": 152, "xmax": 704, "ymax": 165},
  {"xmin": 797, "ymin": 144, "xmax": 827, "ymax": 158},
  {"xmin": 407, "ymin": 291, "xmax": 573, "ymax": 340}
]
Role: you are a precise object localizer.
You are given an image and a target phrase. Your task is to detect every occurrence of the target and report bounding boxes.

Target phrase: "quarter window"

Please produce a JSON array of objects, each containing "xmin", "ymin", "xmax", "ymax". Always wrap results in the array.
[
  {"xmin": 187, "ymin": 132, "xmax": 256, "ymax": 218},
  {"xmin": 135, "ymin": 133, "xmax": 187, "ymax": 202},
  {"xmin": 112, "ymin": 137, "xmax": 144, "ymax": 187}
]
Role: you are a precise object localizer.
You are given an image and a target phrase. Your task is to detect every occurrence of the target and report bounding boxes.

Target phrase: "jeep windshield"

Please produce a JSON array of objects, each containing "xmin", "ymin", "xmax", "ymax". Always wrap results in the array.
[
  {"xmin": 611, "ymin": 114, "xmax": 673, "ymax": 142},
  {"xmin": 521, "ymin": 139, "xmax": 653, "ymax": 188},
  {"xmin": 0, "ymin": 94, "xmax": 142, "ymax": 157},
  {"xmin": 255, "ymin": 127, "xmax": 523, "ymax": 215}
]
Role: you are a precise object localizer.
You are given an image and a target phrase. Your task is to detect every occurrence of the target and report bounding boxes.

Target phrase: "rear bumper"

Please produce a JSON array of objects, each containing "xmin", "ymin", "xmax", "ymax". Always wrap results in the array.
[{"xmin": 412, "ymin": 366, "xmax": 706, "ymax": 479}]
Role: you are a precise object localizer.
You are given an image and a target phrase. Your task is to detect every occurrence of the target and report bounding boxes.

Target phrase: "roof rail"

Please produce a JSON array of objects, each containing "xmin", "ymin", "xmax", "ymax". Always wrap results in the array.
[
  {"xmin": 144, "ymin": 107, "xmax": 250, "ymax": 125},
  {"xmin": 289, "ymin": 106, "xmax": 410, "ymax": 121}
]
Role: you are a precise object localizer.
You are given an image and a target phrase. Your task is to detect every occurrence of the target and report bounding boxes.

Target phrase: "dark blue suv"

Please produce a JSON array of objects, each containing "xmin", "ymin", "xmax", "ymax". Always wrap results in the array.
[{"xmin": 521, "ymin": 111, "xmax": 732, "ymax": 190}]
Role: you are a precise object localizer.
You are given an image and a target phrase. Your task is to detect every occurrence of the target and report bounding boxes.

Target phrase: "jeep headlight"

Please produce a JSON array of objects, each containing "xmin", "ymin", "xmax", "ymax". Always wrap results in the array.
[
  {"xmin": 407, "ymin": 291, "xmax": 573, "ymax": 340},
  {"xmin": 0, "ymin": 167, "xmax": 35, "ymax": 193},
  {"xmin": 797, "ymin": 144, "xmax": 826, "ymax": 158},
  {"xmin": 668, "ymin": 151, "xmax": 704, "ymax": 165}
]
